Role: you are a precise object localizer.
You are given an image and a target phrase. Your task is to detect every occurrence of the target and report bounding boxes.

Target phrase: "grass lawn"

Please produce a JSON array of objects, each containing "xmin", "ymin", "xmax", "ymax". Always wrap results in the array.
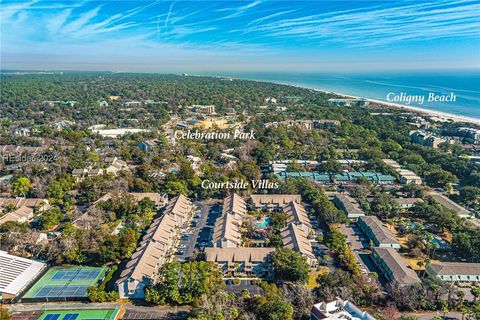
[{"xmin": 402, "ymin": 256, "xmax": 440, "ymax": 270}]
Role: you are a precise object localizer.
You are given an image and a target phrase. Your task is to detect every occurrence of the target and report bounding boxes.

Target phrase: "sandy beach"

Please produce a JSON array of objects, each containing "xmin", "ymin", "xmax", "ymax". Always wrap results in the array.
[
  {"xmin": 337, "ymin": 93, "xmax": 480, "ymax": 125},
  {"xmin": 241, "ymin": 77, "xmax": 480, "ymax": 125}
]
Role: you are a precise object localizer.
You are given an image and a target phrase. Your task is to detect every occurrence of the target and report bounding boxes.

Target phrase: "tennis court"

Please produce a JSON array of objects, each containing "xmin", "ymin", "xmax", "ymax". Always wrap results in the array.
[
  {"xmin": 23, "ymin": 266, "xmax": 106, "ymax": 300},
  {"xmin": 51, "ymin": 269, "xmax": 102, "ymax": 282},
  {"xmin": 37, "ymin": 309, "xmax": 119, "ymax": 320}
]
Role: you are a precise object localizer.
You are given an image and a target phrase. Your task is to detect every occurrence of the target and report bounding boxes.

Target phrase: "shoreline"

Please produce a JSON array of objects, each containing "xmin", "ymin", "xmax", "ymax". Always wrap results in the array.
[
  {"xmin": 328, "ymin": 91, "xmax": 480, "ymax": 125},
  {"xmin": 226, "ymin": 76, "xmax": 480, "ymax": 125}
]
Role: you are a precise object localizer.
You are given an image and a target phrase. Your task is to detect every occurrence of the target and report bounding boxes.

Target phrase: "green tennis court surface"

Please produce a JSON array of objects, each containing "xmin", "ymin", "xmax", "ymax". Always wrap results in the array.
[
  {"xmin": 24, "ymin": 266, "xmax": 106, "ymax": 299},
  {"xmin": 37, "ymin": 309, "xmax": 119, "ymax": 320}
]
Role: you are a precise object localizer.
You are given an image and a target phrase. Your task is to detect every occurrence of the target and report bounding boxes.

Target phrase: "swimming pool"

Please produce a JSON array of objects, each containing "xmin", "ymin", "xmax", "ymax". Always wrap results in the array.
[{"xmin": 257, "ymin": 217, "xmax": 272, "ymax": 228}]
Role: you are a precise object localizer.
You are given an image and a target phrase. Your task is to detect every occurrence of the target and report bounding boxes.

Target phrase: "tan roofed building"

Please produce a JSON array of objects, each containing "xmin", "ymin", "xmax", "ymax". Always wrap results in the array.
[
  {"xmin": 251, "ymin": 194, "xmax": 301, "ymax": 211},
  {"xmin": 163, "ymin": 194, "xmax": 194, "ymax": 227},
  {"xmin": 116, "ymin": 241, "xmax": 167, "ymax": 298},
  {"xmin": 282, "ymin": 201, "xmax": 312, "ymax": 231},
  {"xmin": 205, "ymin": 247, "xmax": 274, "ymax": 278},
  {"xmin": 0, "ymin": 206, "xmax": 34, "ymax": 225},
  {"xmin": 281, "ymin": 223, "xmax": 316, "ymax": 267},
  {"xmin": 212, "ymin": 193, "xmax": 247, "ymax": 248},
  {"xmin": 116, "ymin": 195, "xmax": 193, "ymax": 298},
  {"xmin": 129, "ymin": 193, "xmax": 168, "ymax": 208}
]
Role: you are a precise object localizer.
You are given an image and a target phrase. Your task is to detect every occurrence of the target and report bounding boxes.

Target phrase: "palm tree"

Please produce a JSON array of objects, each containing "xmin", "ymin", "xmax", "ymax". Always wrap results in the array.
[{"xmin": 417, "ymin": 260, "xmax": 424, "ymax": 271}]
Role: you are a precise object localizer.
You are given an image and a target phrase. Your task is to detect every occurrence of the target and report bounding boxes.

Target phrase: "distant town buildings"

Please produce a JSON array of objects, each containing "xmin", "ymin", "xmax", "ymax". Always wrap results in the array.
[
  {"xmin": 277, "ymin": 171, "xmax": 395, "ymax": 185},
  {"xmin": 188, "ymin": 105, "xmax": 216, "ymax": 114},
  {"xmin": 42, "ymin": 100, "xmax": 77, "ymax": 107},
  {"xmin": 458, "ymin": 127, "xmax": 480, "ymax": 144},
  {"xmin": 383, "ymin": 159, "xmax": 423, "ymax": 185},
  {"xmin": 264, "ymin": 97, "xmax": 277, "ymax": 104},
  {"xmin": 327, "ymin": 98, "xmax": 369, "ymax": 107},
  {"xmin": 12, "ymin": 128, "xmax": 31, "ymax": 137},
  {"xmin": 186, "ymin": 155, "xmax": 202, "ymax": 172},
  {"xmin": 90, "ymin": 127, "xmax": 150, "ymax": 138},
  {"xmin": 98, "ymin": 100, "xmax": 108, "ymax": 107},
  {"xmin": 264, "ymin": 119, "xmax": 340, "ymax": 131},
  {"xmin": 137, "ymin": 140, "xmax": 158, "ymax": 152},
  {"xmin": 410, "ymin": 130, "xmax": 447, "ymax": 148}
]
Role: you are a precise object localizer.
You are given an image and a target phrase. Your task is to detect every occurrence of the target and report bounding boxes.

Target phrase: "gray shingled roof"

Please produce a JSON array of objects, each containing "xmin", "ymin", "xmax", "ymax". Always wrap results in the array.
[
  {"xmin": 373, "ymin": 247, "xmax": 421, "ymax": 286},
  {"xmin": 428, "ymin": 262, "xmax": 480, "ymax": 276},
  {"xmin": 359, "ymin": 216, "xmax": 399, "ymax": 246}
]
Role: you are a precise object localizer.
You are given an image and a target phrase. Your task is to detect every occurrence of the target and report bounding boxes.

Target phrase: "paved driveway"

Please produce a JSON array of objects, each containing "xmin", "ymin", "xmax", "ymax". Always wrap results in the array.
[{"xmin": 174, "ymin": 200, "xmax": 217, "ymax": 260}]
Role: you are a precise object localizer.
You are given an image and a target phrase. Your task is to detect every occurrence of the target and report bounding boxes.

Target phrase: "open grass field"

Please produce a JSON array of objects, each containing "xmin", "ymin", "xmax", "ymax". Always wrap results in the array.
[
  {"xmin": 23, "ymin": 266, "xmax": 106, "ymax": 299},
  {"xmin": 403, "ymin": 256, "xmax": 441, "ymax": 271},
  {"xmin": 36, "ymin": 309, "xmax": 119, "ymax": 320}
]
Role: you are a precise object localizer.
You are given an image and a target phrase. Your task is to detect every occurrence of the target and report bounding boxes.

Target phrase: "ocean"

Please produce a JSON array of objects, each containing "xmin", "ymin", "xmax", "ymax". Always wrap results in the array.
[{"xmin": 217, "ymin": 71, "xmax": 480, "ymax": 119}]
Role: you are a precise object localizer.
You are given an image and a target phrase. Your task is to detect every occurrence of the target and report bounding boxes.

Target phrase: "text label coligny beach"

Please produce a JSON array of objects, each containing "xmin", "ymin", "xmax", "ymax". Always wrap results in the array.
[
  {"xmin": 175, "ymin": 129, "xmax": 256, "ymax": 140},
  {"xmin": 386, "ymin": 92, "xmax": 456, "ymax": 105}
]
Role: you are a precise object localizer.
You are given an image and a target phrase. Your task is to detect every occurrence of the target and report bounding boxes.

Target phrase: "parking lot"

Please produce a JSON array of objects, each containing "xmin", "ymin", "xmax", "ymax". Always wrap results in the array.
[
  {"xmin": 173, "ymin": 200, "xmax": 222, "ymax": 261},
  {"xmin": 340, "ymin": 224, "xmax": 378, "ymax": 275}
]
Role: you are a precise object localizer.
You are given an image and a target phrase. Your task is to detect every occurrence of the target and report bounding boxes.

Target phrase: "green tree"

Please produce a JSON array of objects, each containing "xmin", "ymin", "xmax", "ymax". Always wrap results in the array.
[
  {"xmin": 145, "ymin": 261, "xmax": 224, "ymax": 305},
  {"xmin": 471, "ymin": 286, "xmax": 480, "ymax": 304},
  {"xmin": 12, "ymin": 177, "xmax": 31, "ymax": 197},
  {"xmin": 459, "ymin": 186, "xmax": 480, "ymax": 207},
  {"xmin": 254, "ymin": 283, "xmax": 294, "ymax": 320},
  {"xmin": 316, "ymin": 159, "xmax": 342, "ymax": 174},
  {"xmin": 272, "ymin": 248, "xmax": 310, "ymax": 283},
  {"xmin": 38, "ymin": 207, "xmax": 63, "ymax": 230}
]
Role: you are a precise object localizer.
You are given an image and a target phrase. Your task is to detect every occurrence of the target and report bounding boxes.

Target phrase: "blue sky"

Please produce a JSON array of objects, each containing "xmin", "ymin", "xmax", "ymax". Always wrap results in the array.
[{"xmin": 1, "ymin": 0, "xmax": 479, "ymax": 72}]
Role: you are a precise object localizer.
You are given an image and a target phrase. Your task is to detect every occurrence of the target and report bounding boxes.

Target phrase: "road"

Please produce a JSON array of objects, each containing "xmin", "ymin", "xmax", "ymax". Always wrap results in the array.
[
  {"xmin": 403, "ymin": 311, "xmax": 464, "ymax": 320},
  {"xmin": 123, "ymin": 304, "xmax": 190, "ymax": 319}
]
